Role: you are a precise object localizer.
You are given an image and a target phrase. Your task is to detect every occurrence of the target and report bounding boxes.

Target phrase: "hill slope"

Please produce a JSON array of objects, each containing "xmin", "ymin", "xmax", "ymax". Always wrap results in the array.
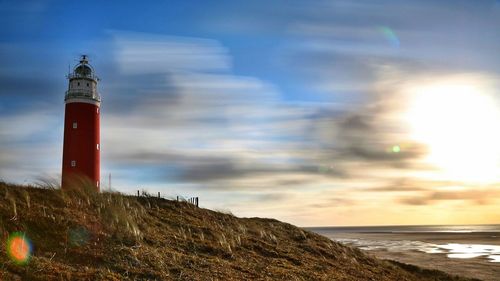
[{"xmin": 0, "ymin": 182, "xmax": 478, "ymax": 280}]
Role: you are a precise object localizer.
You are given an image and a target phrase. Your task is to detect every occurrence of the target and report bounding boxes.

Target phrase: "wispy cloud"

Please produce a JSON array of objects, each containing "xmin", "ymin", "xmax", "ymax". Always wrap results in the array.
[{"xmin": 111, "ymin": 31, "xmax": 231, "ymax": 74}]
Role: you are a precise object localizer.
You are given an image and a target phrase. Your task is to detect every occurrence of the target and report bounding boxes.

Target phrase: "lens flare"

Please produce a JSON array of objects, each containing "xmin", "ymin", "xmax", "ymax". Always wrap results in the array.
[
  {"xmin": 6, "ymin": 232, "xmax": 32, "ymax": 265},
  {"xmin": 392, "ymin": 145, "xmax": 401, "ymax": 153},
  {"xmin": 69, "ymin": 226, "xmax": 90, "ymax": 246},
  {"xmin": 379, "ymin": 26, "xmax": 400, "ymax": 48}
]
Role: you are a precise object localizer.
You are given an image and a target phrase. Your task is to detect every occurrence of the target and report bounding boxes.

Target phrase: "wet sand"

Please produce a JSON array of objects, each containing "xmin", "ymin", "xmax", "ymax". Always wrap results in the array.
[{"xmin": 331, "ymin": 232, "xmax": 500, "ymax": 281}]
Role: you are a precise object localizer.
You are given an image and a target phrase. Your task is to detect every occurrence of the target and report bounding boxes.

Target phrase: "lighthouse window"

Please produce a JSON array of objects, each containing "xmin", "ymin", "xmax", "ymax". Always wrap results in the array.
[
  {"xmin": 87, "ymin": 83, "xmax": 89, "ymax": 87},
  {"xmin": 97, "ymin": 181, "xmax": 99, "ymax": 187},
  {"xmin": 72, "ymin": 122, "xmax": 77, "ymax": 129},
  {"xmin": 97, "ymin": 144, "xmax": 100, "ymax": 150},
  {"xmin": 71, "ymin": 160, "xmax": 76, "ymax": 167},
  {"xmin": 77, "ymin": 82, "xmax": 80, "ymax": 86}
]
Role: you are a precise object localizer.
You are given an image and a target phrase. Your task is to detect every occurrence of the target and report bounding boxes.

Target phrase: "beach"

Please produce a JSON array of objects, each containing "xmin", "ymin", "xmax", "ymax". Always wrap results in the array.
[{"xmin": 308, "ymin": 225, "xmax": 500, "ymax": 281}]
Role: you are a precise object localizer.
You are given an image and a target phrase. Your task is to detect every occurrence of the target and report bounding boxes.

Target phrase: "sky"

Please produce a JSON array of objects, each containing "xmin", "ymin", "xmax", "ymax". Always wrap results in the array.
[{"xmin": 1, "ymin": 0, "xmax": 500, "ymax": 226}]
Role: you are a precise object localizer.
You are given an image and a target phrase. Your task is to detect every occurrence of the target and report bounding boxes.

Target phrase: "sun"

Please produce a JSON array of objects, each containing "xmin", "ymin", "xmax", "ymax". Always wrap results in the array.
[{"xmin": 404, "ymin": 77, "xmax": 500, "ymax": 183}]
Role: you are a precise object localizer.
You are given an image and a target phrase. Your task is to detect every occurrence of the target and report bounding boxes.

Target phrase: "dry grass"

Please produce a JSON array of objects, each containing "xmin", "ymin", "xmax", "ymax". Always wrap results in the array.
[{"xmin": 0, "ymin": 181, "xmax": 481, "ymax": 281}]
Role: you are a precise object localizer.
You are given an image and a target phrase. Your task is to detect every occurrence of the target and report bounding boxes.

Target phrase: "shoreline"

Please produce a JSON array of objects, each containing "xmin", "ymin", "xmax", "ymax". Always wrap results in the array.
[
  {"xmin": 373, "ymin": 250, "xmax": 498, "ymax": 281},
  {"xmin": 312, "ymin": 231, "xmax": 500, "ymax": 281}
]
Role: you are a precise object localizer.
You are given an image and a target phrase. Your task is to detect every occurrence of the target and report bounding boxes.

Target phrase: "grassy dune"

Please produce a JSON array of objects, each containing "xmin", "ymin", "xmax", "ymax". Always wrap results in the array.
[{"xmin": 0, "ymin": 182, "xmax": 479, "ymax": 280}]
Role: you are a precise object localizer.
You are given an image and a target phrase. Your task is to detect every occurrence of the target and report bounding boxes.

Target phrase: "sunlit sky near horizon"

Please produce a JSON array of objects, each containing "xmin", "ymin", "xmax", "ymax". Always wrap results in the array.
[{"xmin": 1, "ymin": 0, "xmax": 500, "ymax": 226}]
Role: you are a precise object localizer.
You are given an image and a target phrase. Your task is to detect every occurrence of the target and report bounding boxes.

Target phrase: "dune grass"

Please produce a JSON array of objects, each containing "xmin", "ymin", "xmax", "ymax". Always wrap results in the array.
[{"xmin": 0, "ymin": 181, "xmax": 480, "ymax": 280}]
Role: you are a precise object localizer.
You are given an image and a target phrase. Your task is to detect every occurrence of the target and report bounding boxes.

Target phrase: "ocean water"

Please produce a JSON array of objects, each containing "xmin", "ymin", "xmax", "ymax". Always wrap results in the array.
[
  {"xmin": 307, "ymin": 224, "xmax": 500, "ymax": 263},
  {"xmin": 309, "ymin": 224, "xmax": 500, "ymax": 234}
]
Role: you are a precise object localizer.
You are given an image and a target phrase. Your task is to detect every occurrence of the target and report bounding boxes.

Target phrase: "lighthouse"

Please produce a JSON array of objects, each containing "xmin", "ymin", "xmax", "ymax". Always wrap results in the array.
[{"xmin": 61, "ymin": 55, "xmax": 101, "ymax": 191}]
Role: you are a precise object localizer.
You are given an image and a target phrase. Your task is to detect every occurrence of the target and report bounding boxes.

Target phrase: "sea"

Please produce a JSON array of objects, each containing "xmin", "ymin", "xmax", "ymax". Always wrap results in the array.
[{"xmin": 307, "ymin": 224, "xmax": 500, "ymax": 281}]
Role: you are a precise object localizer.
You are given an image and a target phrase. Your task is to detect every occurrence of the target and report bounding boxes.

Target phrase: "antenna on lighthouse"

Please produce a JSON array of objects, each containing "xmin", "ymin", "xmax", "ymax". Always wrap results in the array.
[{"xmin": 80, "ymin": 54, "xmax": 89, "ymax": 64}]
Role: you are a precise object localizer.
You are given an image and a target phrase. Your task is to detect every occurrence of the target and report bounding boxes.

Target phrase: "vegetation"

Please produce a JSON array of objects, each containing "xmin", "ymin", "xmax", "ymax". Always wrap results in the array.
[{"xmin": 0, "ymin": 181, "xmax": 480, "ymax": 280}]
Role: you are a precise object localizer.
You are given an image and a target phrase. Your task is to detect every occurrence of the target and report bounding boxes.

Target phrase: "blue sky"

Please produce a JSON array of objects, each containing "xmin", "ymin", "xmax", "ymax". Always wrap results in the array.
[{"xmin": 1, "ymin": 0, "xmax": 500, "ymax": 226}]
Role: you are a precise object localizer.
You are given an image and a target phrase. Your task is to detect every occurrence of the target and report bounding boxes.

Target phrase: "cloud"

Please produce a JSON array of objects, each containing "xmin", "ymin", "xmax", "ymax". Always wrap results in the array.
[
  {"xmin": 307, "ymin": 197, "xmax": 356, "ymax": 209},
  {"xmin": 0, "ymin": 107, "xmax": 62, "ymax": 182},
  {"xmin": 397, "ymin": 186, "xmax": 500, "ymax": 206},
  {"xmin": 99, "ymin": 32, "xmax": 321, "ymax": 187},
  {"xmin": 97, "ymin": 30, "xmax": 499, "ymax": 219},
  {"xmin": 253, "ymin": 193, "xmax": 292, "ymax": 202},
  {"xmin": 398, "ymin": 197, "xmax": 430, "ymax": 206},
  {"xmin": 281, "ymin": 0, "xmax": 500, "ymax": 104},
  {"xmin": 335, "ymin": 112, "xmax": 427, "ymax": 166},
  {"xmin": 0, "ymin": 76, "xmax": 59, "ymax": 99},
  {"xmin": 363, "ymin": 179, "xmax": 432, "ymax": 192},
  {"xmin": 111, "ymin": 31, "xmax": 231, "ymax": 74}
]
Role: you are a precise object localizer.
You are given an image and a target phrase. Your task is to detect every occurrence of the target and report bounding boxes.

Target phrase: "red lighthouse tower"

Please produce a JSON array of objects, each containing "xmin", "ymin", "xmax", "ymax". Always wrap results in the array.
[{"xmin": 61, "ymin": 55, "xmax": 101, "ymax": 191}]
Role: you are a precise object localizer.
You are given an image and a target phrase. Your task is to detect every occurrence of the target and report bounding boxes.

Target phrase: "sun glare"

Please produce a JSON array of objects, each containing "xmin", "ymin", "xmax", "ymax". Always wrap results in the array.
[{"xmin": 405, "ymin": 78, "xmax": 500, "ymax": 183}]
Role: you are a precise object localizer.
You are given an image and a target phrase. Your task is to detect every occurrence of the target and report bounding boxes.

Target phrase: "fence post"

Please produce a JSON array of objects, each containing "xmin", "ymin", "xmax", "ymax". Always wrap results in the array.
[
  {"xmin": 196, "ymin": 197, "xmax": 199, "ymax": 207},
  {"xmin": 137, "ymin": 190, "xmax": 139, "ymax": 197},
  {"xmin": 176, "ymin": 196, "xmax": 179, "ymax": 202},
  {"xmin": 158, "ymin": 192, "xmax": 160, "ymax": 198}
]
